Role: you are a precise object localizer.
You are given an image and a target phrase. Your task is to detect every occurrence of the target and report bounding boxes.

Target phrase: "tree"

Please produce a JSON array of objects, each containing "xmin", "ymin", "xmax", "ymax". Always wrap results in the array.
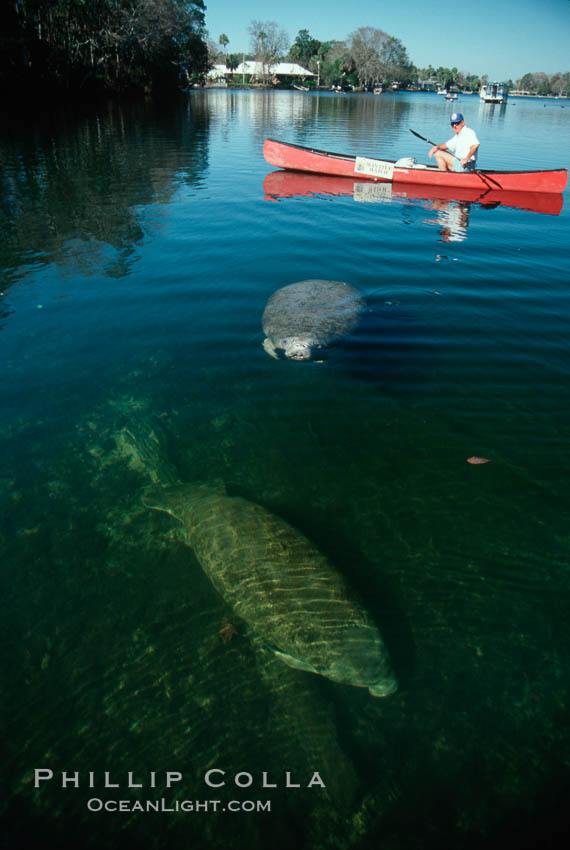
[
  {"xmin": 521, "ymin": 71, "xmax": 549, "ymax": 94},
  {"xmin": 516, "ymin": 71, "xmax": 570, "ymax": 96},
  {"xmin": 461, "ymin": 73, "xmax": 480, "ymax": 92},
  {"xmin": 248, "ymin": 19, "xmax": 289, "ymax": 81},
  {"xmin": 114, "ymin": 0, "xmax": 208, "ymax": 88},
  {"xmin": 227, "ymin": 53, "xmax": 241, "ymax": 73},
  {"xmin": 378, "ymin": 36, "xmax": 414, "ymax": 85},
  {"xmin": 218, "ymin": 33, "xmax": 229, "ymax": 54},
  {"xmin": 535, "ymin": 72, "xmax": 551, "ymax": 95},
  {"xmin": 1, "ymin": 0, "xmax": 209, "ymax": 96},
  {"xmin": 347, "ymin": 27, "xmax": 389, "ymax": 88},
  {"xmin": 317, "ymin": 41, "xmax": 354, "ymax": 87},
  {"xmin": 289, "ymin": 29, "xmax": 321, "ymax": 69},
  {"xmin": 206, "ymin": 36, "xmax": 221, "ymax": 64},
  {"xmin": 550, "ymin": 72, "xmax": 570, "ymax": 96}
]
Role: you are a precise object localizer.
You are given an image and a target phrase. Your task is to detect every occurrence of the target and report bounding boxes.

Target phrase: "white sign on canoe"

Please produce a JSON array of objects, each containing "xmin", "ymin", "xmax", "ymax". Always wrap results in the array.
[{"xmin": 354, "ymin": 156, "xmax": 395, "ymax": 181}]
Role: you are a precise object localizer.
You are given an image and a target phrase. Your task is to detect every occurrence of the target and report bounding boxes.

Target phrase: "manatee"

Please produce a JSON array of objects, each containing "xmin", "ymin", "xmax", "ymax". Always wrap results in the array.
[
  {"xmin": 143, "ymin": 482, "xmax": 397, "ymax": 698},
  {"xmin": 111, "ymin": 417, "xmax": 361, "ymax": 818},
  {"xmin": 262, "ymin": 279, "xmax": 364, "ymax": 361}
]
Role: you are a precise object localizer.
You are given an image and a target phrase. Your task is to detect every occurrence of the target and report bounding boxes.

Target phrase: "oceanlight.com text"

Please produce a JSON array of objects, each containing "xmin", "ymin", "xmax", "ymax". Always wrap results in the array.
[{"xmin": 86, "ymin": 798, "xmax": 272, "ymax": 813}]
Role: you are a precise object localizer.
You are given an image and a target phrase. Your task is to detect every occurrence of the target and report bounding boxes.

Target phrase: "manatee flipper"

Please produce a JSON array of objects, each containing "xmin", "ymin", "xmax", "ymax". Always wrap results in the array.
[
  {"xmin": 271, "ymin": 647, "xmax": 320, "ymax": 674},
  {"xmin": 142, "ymin": 482, "xmax": 227, "ymax": 522},
  {"xmin": 262, "ymin": 337, "xmax": 279, "ymax": 359}
]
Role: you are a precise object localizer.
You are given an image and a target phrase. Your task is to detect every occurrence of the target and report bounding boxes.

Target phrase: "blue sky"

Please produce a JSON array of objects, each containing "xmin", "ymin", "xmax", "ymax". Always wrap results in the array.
[{"xmin": 204, "ymin": 0, "xmax": 569, "ymax": 81}]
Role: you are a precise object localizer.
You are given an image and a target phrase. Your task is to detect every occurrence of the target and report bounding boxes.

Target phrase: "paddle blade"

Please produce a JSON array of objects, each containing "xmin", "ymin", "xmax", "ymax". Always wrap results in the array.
[{"xmin": 409, "ymin": 128, "xmax": 434, "ymax": 145}]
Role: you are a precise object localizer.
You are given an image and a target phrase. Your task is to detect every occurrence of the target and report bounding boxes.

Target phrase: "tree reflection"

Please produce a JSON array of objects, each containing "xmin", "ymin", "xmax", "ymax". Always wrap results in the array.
[{"xmin": 0, "ymin": 96, "xmax": 211, "ymax": 285}]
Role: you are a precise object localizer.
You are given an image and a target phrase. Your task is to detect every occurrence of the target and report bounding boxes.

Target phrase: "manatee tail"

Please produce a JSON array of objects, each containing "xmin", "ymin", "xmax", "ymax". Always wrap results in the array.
[{"xmin": 113, "ymin": 416, "xmax": 181, "ymax": 486}]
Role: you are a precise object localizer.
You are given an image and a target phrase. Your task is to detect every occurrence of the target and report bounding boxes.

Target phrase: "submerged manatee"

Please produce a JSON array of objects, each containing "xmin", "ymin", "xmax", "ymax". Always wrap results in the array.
[
  {"xmin": 262, "ymin": 279, "xmax": 364, "ymax": 361},
  {"xmin": 112, "ymin": 418, "xmax": 361, "ymax": 814},
  {"xmin": 143, "ymin": 482, "xmax": 397, "ymax": 698}
]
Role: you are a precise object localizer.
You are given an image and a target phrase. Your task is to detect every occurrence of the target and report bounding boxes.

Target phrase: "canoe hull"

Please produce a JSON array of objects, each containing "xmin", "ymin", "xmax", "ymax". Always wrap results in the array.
[{"xmin": 263, "ymin": 138, "xmax": 568, "ymax": 194}]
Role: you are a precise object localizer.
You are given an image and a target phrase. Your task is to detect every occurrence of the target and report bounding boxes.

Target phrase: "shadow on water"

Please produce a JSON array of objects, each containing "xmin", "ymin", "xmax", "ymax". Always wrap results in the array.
[{"xmin": 336, "ymin": 294, "xmax": 432, "ymax": 393}]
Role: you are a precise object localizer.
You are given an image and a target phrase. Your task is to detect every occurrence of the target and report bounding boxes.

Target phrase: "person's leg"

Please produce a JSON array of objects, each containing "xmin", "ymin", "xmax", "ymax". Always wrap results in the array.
[{"xmin": 434, "ymin": 150, "xmax": 457, "ymax": 171}]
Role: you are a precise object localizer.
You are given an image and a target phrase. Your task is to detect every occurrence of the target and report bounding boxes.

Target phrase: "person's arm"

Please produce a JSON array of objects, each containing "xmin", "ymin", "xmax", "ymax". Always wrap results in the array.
[
  {"xmin": 460, "ymin": 142, "xmax": 480, "ymax": 167},
  {"xmin": 429, "ymin": 138, "xmax": 455, "ymax": 159},
  {"xmin": 428, "ymin": 141, "xmax": 447, "ymax": 158}
]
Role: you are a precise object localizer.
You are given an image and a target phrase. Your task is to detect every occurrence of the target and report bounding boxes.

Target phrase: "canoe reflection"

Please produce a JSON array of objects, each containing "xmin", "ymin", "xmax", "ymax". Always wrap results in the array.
[{"xmin": 262, "ymin": 170, "xmax": 564, "ymax": 219}]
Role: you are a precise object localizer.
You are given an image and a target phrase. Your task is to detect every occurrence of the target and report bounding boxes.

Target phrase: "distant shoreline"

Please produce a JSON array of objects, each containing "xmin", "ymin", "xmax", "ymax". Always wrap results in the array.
[{"xmin": 201, "ymin": 85, "xmax": 568, "ymax": 99}]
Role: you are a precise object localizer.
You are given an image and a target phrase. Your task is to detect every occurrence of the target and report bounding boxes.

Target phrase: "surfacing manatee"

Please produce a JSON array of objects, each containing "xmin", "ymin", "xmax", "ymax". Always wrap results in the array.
[
  {"xmin": 262, "ymin": 279, "xmax": 364, "ymax": 361},
  {"xmin": 143, "ymin": 482, "xmax": 397, "ymax": 698}
]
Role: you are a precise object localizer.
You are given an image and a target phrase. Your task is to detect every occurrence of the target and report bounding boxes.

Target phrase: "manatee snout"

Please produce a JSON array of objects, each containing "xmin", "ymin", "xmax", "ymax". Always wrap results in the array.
[
  {"xmin": 262, "ymin": 335, "xmax": 323, "ymax": 361},
  {"xmin": 324, "ymin": 625, "xmax": 398, "ymax": 698},
  {"xmin": 284, "ymin": 338, "xmax": 314, "ymax": 361}
]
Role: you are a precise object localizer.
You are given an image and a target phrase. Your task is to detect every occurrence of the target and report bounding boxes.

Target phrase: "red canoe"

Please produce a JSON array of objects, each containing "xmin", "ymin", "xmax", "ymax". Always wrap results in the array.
[
  {"xmin": 263, "ymin": 170, "xmax": 564, "ymax": 216},
  {"xmin": 263, "ymin": 138, "xmax": 568, "ymax": 194}
]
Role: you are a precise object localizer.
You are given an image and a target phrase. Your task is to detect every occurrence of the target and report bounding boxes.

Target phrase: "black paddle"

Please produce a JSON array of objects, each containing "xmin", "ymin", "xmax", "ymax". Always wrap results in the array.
[{"xmin": 409, "ymin": 128, "xmax": 503, "ymax": 190}]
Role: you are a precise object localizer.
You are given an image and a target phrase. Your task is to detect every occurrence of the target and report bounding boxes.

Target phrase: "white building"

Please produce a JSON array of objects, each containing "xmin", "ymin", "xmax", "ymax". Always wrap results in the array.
[{"xmin": 207, "ymin": 61, "xmax": 314, "ymax": 83}]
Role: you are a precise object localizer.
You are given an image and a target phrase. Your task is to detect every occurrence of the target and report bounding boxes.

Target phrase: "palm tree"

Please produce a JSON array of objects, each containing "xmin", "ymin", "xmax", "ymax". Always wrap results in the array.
[
  {"xmin": 227, "ymin": 54, "xmax": 240, "ymax": 74},
  {"xmin": 219, "ymin": 33, "xmax": 229, "ymax": 57}
]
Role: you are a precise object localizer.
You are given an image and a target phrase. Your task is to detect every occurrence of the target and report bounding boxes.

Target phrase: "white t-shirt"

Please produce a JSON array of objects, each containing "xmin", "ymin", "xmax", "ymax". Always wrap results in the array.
[{"xmin": 446, "ymin": 126, "xmax": 480, "ymax": 162}]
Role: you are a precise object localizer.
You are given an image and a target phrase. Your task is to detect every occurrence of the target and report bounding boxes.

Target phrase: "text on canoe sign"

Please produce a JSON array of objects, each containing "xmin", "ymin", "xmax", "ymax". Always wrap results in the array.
[{"xmin": 354, "ymin": 157, "xmax": 395, "ymax": 180}]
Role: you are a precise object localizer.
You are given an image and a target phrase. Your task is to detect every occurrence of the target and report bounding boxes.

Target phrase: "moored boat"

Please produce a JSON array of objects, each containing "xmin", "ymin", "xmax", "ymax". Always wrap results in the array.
[
  {"xmin": 480, "ymin": 82, "xmax": 509, "ymax": 103},
  {"xmin": 263, "ymin": 138, "xmax": 568, "ymax": 194}
]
